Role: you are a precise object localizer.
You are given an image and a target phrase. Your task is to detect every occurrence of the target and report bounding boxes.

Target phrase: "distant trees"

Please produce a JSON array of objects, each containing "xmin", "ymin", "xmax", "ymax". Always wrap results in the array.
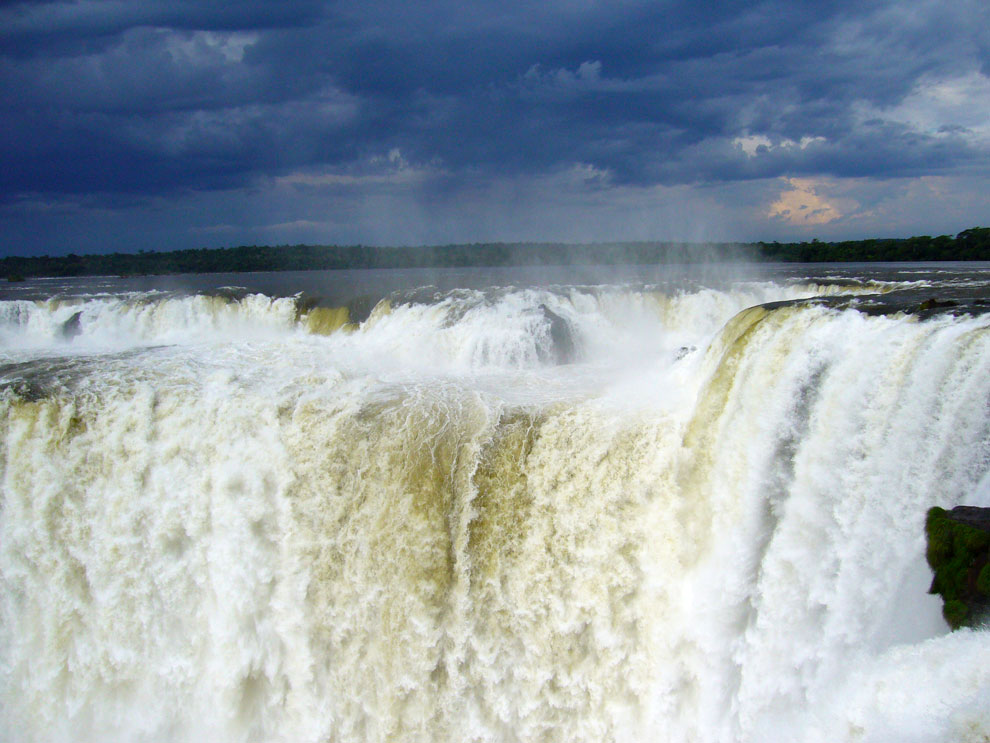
[
  {"xmin": 758, "ymin": 227, "xmax": 990, "ymax": 263},
  {"xmin": 2, "ymin": 228, "xmax": 988, "ymax": 280}
]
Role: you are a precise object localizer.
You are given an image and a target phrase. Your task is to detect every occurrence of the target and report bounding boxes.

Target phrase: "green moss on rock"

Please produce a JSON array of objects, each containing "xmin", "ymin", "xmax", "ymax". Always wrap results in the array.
[
  {"xmin": 925, "ymin": 506, "xmax": 990, "ymax": 630},
  {"xmin": 943, "ymin": 600, "xmax": 969, "ymax": 628},
  {"xmin": 925, "ymin": 507, "xmax": 953, "ymax": 565},
  {"xmin": 978, "ymin": 564, "xmax": 990, "ymax": 595}
]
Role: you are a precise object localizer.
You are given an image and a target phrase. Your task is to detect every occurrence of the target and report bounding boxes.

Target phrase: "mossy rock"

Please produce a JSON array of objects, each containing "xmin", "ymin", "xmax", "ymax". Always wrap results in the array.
[
  {"xmin": 978, "ymin": 564, "xmax": 990, "ymax": 595},
  {"xmin": 943, "ymin": 600, "xmax": 969, "ymax": 628},
  {"xmin": 917, "ymin": 297, "xmax": 958, "ymax": 312},
  {"xmin": 925, "ymin": 506, "xmax": 990, "ymax": 629}
]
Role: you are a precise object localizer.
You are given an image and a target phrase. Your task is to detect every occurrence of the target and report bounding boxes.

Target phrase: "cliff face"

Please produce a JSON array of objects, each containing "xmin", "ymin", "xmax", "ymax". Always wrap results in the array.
[{"xmin": 926, "ymin": 506, "xmax": 990, "ymax": 629}]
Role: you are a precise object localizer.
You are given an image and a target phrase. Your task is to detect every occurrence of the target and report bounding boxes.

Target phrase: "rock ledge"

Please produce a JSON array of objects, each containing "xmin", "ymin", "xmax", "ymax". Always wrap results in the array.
[{"xmin": 926, "ymin": 506, "xmax": 990, "ymax": 629}]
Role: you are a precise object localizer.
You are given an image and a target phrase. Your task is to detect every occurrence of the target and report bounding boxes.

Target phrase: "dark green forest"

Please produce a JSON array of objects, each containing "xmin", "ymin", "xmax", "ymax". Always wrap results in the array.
[
  {"xmin": 2, "ymin": 227, "xmax": 988, "ymax": 280},
  {"xmin": 758, "ymin": 227, "xmax": 990, "ymax": 263}
]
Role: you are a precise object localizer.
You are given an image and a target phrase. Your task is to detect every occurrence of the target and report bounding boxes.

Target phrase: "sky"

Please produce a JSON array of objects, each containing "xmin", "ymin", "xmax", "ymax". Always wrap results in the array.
[{"xmin": 1, "ymin": 0, "xmax": 989, "ymax": 256}]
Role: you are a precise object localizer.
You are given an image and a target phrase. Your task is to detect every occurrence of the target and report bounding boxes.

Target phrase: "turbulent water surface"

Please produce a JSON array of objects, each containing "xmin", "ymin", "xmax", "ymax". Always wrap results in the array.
[{"xmin": 1, "ymin": 262, "xmax": 989, "ymax": 743}]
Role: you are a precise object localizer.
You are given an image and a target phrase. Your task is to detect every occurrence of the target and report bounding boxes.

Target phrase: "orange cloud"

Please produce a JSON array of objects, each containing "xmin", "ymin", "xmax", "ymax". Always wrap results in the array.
[{"xmin": 768, "ymin": 178, "xmax": 842, "ymax": 226}]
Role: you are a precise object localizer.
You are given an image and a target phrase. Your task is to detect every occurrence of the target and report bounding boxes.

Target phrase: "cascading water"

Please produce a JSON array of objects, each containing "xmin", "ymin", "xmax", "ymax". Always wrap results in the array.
[{"xmin": 0, "ymin": 267, "xmax": 988, "ymax": 743}]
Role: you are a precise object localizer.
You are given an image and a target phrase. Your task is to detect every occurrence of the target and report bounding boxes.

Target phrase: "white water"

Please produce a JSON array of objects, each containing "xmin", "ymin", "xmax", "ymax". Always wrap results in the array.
[{"xmin": 1, "ymin": 274, "xmax": 989, "ymax": 742}]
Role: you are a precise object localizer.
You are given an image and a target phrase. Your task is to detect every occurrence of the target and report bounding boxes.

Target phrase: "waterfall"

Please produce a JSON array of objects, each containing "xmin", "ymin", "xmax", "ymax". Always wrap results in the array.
[{"xmin": 1, "ymin": 272, "xmax": 988, "ymax": 742}]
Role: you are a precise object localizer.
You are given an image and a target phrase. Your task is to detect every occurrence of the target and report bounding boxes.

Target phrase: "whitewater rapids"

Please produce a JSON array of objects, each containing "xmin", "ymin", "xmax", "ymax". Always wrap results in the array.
[{"xmin": 0, "ymin": 268, "xmax": 989, "ymax": 742}]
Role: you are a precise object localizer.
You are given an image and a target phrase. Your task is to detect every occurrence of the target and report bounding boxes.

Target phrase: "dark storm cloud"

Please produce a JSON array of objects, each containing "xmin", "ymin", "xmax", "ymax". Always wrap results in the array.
[
  {"xmin": 1, "ymin": 0, "xmax": 326, "ymax": 57},
  {"xmin": 1, "ymin": 0, "xmax": 988, "ymax": 229}
]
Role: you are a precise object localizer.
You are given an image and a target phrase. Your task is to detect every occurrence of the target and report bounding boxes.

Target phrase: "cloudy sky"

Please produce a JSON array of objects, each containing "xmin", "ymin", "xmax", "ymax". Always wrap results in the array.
[{"xmin": 1, "ymin": 0, "xmax": 988, "ymax": 256}]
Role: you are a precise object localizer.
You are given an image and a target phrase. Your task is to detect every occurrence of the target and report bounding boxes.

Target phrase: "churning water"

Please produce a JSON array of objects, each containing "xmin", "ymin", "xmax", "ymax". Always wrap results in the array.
[{"xmin": 1, "ymin": 263, "xmax": 989, "ymax": 742}]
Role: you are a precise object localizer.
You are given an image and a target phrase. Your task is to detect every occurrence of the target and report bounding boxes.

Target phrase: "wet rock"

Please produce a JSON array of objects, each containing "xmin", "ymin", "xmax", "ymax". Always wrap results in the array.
[
  {"xmin": 925, "ymin": 506, "xmax": 990, "ymax": 629},
  {"xmin": 60, "ymin": 311, "xmax": 83, "ymax": 340},
  {"xmin": 346, "ymin": 295, "xmax": 378, "ymax": 324},
  {"xmin": 918, "ymin": 297, "xmax": 958, "ymax": 312},
  {"xmin": 539, "ymin": 304, "xmax": 575, "ymax": 364}
]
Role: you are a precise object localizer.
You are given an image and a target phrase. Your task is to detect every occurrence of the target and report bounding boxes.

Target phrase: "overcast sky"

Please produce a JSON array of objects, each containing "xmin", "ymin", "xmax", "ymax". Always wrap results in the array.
[{"xmin": 2, "ymin": 0, "xmax": 989, "ymax": 256}]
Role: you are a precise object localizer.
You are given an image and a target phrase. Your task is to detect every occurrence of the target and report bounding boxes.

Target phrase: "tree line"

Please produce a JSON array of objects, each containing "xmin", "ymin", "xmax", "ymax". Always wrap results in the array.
[
  {"xmin": 2, "ymin": 228, "xmax": 988, "ymax": 280},
  {"xmin": 757, "ymin": 227, "xmax": 990, "ymax": 263}
]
